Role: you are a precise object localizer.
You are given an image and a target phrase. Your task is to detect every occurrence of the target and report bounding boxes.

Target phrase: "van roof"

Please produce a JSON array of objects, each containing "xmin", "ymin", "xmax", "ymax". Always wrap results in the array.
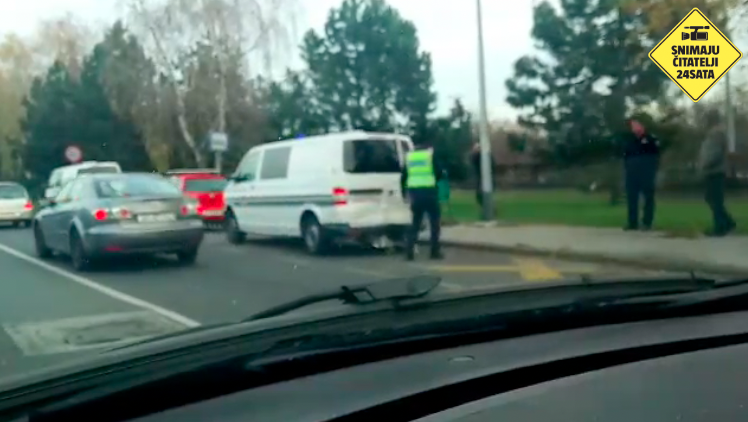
[
  {"xmin": 256, "ymin": 131, "xmax": 412, "ymax": 150},
  {"xmin": 53, "ymin": 161, "xmax": 121, "ymax": 172}
]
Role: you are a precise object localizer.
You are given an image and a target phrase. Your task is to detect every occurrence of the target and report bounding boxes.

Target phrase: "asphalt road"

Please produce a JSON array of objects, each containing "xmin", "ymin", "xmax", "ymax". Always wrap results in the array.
[{"xmin": 0, "ymin": 223, "xmax": 680, "ymax": 379}]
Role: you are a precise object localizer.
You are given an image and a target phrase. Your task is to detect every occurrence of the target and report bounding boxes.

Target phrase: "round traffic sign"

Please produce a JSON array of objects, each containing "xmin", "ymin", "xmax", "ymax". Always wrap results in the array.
[{"xmin": 65, "ymin": 145, "xmax": 82, "ymax": 163}]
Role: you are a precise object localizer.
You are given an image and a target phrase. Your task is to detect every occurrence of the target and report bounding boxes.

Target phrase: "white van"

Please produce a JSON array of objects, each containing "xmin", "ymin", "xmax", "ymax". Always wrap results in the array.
[
  {"xmin": 44, "ymin": 161, "xmax": 122, "ymax": 200},
  {"xmin": 224, "ymin": 131, "xmax": 414, "ymax": 254}
]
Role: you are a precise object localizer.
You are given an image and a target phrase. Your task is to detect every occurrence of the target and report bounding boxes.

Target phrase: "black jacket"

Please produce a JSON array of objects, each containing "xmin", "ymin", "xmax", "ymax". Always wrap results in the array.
[
  {"xmin": 622, "ymin": 131, "xmax": 661, "ymax": 160},
  {"xmin": 400, "ymin": 148, "xmax": 444, "ymax": 197}
]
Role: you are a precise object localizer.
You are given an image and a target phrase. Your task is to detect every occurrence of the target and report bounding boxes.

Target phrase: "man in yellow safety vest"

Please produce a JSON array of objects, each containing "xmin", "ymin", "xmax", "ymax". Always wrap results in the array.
[{"xmin": 400, "ymin": 140, "xmax": 445, "ymax": 261}]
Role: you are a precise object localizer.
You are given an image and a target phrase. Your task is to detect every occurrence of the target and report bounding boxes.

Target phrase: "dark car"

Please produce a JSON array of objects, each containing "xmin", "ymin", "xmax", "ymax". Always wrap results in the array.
[{"xmin": 32, "ymin": 172, "xmax": 205, "ymax": 271}]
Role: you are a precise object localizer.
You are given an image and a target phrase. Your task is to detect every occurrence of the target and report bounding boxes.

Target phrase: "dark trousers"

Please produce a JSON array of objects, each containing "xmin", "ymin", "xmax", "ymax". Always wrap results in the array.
[
  {"xmin": 405, "ymin": 190, "xmax": 441, "ymax": 256},
  {"xmin": 705, "ymin": 173, "xmax": 735, "ymax": 233},
  {"xmin": 625, "ymin": 158, "xmax": 658, "ymax": 228}
]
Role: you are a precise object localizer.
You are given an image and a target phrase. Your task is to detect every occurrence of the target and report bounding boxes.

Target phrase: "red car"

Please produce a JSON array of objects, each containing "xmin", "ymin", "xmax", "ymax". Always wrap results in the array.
[{"xmin": 166, "ymin": 170, "xmax": 227, "ymax": 227}]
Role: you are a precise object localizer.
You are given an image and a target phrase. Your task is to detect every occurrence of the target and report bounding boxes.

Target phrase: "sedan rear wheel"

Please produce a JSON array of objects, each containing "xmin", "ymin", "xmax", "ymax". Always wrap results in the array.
[
  {"xmin": 33, "ymin": 225, "xmax": 52, "ymax": 259},
  {"xmin": 70, "ymin": 231, "xmax": 91, "ymax": 272},
  {"xmin": 177, "ymin": 248, "xmax": 199, "ymax": 265}
]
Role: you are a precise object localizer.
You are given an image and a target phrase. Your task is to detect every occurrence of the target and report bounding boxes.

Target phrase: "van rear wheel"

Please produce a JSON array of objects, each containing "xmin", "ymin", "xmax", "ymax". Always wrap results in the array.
[
  {"xmin": 226, "ymin": 211, "xmax": 246, "ymax": 245},
  {"xmin": 301, "ymin": 215, "xmax": 329, "ymax": 255}
]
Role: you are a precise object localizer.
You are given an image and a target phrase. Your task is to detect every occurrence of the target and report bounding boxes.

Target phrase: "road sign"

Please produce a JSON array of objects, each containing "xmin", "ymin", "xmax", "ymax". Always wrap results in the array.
[
  {"xmin": 64, "ymin": 145, "xmax": 82, "ymax": 163},
  {"xmin": 649, "ymin": 8, "xmax": 742, "ymax": 102},
  {"xmin": 209, "ymin": 132, "xmax": 228, "ymax": 152}
]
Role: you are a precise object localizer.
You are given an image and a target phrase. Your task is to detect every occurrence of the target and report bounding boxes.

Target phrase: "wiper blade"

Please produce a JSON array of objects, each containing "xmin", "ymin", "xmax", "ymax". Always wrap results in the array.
[{"xmin": 244, "ymin": 275, "xmax": 442, "ymax": 321}]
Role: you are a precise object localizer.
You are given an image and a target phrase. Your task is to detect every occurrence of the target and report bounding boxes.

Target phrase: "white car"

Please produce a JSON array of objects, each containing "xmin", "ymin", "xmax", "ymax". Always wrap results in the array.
[
  {"xmin": 0, "ymin": 182, "xmax": 34, "ymax": 227},
  {"xmin": 224, "ymin": 131, "xmax": 414, "ymax": 254},
  {"xmin": 44, "ymin": 161, "xmax": 122, "ymax": 201}
]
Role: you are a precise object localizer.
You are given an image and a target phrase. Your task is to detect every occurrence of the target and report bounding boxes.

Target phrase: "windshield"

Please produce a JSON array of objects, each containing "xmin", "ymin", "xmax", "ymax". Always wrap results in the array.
[
  {"xmin": 0, "ymin": 185, "xmax": 27, "ymax": 199},
  {"xmin": 343, "ymin": 139, "xmax": 402, "ymax": 173},
  {"xmin": 184, "ymin": 178, "xmax": 227, "ymax": 192},
  {"xmin": 0, "ymin": 0, "xmax": 744, "ymax": 399},
  {"xmin": 95, "ymin": 176, "xmax": 181, "ymax": 198}
]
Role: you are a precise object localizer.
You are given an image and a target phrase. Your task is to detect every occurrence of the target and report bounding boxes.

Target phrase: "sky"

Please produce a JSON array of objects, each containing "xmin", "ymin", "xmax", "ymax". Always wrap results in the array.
[
  {"xmin": 0, "ymin": 0, "xmax": 536, "ymax": 121},
  {"xmin": 1, "ymin": 1, "xmax": 742, "ymax": 122}
]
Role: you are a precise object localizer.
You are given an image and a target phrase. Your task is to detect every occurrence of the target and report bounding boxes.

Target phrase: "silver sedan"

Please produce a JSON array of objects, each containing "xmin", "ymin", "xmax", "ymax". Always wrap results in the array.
[{"xmin": 33, "ymin": 173, "xmax": 205, "ymax": 271}]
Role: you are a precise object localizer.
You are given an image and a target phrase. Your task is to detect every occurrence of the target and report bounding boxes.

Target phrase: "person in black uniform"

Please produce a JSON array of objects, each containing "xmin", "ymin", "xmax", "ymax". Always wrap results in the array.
[
  {"xmin": 401, "ymin": 140, "xmax": 445, "ymax": 261},
  {"xmin": 622, "ymin": 118, "xmax": 661, "ymax": 231}
]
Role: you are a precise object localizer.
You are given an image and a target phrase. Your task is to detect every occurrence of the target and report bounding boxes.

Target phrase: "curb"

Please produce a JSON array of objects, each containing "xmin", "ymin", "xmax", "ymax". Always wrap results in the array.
[{"xmin": 424, "ymin": 240, "xmax": 748, "ymax": 276}]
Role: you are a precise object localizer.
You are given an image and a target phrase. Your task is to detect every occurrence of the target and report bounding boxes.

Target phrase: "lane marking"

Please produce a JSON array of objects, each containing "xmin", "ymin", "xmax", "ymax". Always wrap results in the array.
[
  {"xmin": 0, "ymin": 244, "xmax": 200, "ymax": 328},
  {"xmin": 513, "ymin": 258, "xmax": 564, "ymax": 281}
]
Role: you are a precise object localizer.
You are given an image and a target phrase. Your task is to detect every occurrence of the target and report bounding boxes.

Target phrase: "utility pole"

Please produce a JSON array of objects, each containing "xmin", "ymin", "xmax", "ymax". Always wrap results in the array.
[{"xmin": 476, "ymin": 0, "xmax": 494, "ymax": 220}]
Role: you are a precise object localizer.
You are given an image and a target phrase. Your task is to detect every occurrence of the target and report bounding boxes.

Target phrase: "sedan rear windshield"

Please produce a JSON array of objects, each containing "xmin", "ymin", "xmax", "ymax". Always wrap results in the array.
[
  {"xmin": 78, "ymin": 166, "xmax": 120, "ymax": 175},
  {"xmin": 0, "ymin": 185, "xmax": 27, "ymax": 199},
  {"xmin": 184, "ymin": 178, "xmax": 227, "ymax": 192},
  {"xmin": 343, "ymin": 139, "xmax": 402, "ymax": 174},
  {"xmin": 95, "ymin": 176, "xmax": 181, "ymax": 199}
]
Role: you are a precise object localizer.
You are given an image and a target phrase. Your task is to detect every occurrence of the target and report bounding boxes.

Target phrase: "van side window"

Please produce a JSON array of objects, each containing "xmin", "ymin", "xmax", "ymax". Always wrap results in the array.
[
  {"xmin": 259, "ymin": 147, "xmax": 291, "ymax": 180},
  {"xmin": 235, "ymin": 153, "xmax": 261, "ymax": 181}
]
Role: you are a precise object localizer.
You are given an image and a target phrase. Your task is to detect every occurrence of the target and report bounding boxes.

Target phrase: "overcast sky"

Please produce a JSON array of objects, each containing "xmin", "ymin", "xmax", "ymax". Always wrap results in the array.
[{"xmin": 0, "ymin": 0, "xmax": 537, "ymax": 120}]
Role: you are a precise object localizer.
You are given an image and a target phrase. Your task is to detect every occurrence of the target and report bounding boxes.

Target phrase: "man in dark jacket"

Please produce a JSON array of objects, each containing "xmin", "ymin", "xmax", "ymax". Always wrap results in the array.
[
  {"xmin": 698, "ymin": 110, "xmax": 736, "ymax": 236},
  {"xmin": 469, "ymin": 142, "xmax": 496, "ymax": 209},
  {"xmin": 401, "ymin": 141, "xmax": 445, "ymax": 261},
  {"xmin": 622, "ymin": 118, "xmax": 661, "ymax": 231}
]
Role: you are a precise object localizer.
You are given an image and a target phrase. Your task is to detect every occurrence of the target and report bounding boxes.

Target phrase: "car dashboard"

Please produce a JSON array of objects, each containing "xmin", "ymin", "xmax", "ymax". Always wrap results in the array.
[{"xmin": 126, "ymin": 309, "xmax": 748, "ymax": 422}]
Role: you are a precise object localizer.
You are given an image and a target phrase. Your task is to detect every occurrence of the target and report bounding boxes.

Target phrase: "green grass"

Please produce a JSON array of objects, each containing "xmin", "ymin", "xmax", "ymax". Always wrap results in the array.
[{"xmin": 444, "ymin": 189, "xmax": 748, "ymax": 236}]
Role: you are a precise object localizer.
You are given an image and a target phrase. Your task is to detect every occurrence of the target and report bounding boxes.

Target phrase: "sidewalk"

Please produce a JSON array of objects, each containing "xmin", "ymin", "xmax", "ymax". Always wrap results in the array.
[{"xmin": 426, "ymin": 222, "xmax": 748, "ymax": 275}]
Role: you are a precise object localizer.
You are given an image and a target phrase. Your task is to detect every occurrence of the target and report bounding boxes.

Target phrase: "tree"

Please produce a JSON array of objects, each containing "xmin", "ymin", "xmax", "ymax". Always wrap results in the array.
[
  {"xmin": 257, "ymin": 70, "xmax": 330, "ymax": 140},
  {"xmin": 98, "ymin": 21, "xmax": 176, "ymax": 170},
  {"xmin": 505, "ymin": 0, "xmax": 670, "ymax": 202},
  {"xmin": 622, "ymin": 0, "xmax": 738, "ymax": 34},
  {"xmin": 124, "ymin": 0, "xmax": 298, "ymax": 167},
  {"xmin": 23, "ymin": 49, "xmax": 151, "ymax": 187},
  {"xmin": 300, "ymin": 0, "xmax": 436, "ymax": 139},
  {"xmin": 0, "ymin": 34, "xmax": 36, "ymax": 179},
  {"xmin": 428, "ymin": 99, "xmax": 473, "ymax": 181}
]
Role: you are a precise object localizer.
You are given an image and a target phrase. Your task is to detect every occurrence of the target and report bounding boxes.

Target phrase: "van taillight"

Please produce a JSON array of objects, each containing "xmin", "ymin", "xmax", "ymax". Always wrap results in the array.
[{"xmin": 332, "ymin": 187, "xmax": 348, "ymax": 205}]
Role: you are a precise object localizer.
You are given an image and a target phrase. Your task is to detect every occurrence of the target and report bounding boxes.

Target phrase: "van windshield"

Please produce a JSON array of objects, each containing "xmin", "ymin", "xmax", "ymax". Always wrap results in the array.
[
  {"xmin": 343, "ymin": 139, "xmax": 402, "ymax": 174},
  {"xmin": 78, "ymin": 165, "xmax": 120, "ymax": 175}
]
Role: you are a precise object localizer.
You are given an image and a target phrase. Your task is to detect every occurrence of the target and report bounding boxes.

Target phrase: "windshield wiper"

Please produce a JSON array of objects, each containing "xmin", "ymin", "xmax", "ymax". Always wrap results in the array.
[{"xmin": 243, "ymin": 275, "xmax": 442, "ymax": 321}]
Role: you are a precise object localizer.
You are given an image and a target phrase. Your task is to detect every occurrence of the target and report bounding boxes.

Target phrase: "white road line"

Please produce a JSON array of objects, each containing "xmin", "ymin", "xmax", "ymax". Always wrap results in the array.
[{"xmin": 0, "ymin": 243, "xmax": 201, "ymax": 328}]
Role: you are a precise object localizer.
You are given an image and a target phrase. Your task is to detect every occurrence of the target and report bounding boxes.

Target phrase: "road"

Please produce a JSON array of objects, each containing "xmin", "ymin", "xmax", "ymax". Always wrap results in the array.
[{"xmin": 0, "ymin": 224, "xmax": 679, "ymax": 378}]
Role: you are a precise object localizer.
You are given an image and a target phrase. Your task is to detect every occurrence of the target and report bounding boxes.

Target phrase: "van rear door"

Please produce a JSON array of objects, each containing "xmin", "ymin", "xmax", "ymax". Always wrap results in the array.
[{"xmin": 339, "ymin": 137, "xmax": 411, "ymax": 228}]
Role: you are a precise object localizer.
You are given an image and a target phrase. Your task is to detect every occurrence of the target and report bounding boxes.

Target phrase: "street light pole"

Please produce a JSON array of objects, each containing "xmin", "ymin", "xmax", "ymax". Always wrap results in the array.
[{"xmin": 476, "ymin": 0, "xmax": 494, "ymax": 220}]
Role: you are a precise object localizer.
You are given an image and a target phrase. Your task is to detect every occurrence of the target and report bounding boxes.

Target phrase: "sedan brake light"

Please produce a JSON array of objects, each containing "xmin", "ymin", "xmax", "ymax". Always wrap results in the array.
[
  {"xmin": 93, "ymin": 209, "xmax": 108, "ymax": 221},
  {"xmin": 23, "ymin": 201, "xmax": 33, "ymax": 210}
]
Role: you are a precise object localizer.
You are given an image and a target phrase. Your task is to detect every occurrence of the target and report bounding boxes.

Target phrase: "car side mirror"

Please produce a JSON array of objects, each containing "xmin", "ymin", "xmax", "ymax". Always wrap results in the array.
[{"xmin": 44, "ymin": 187, "xmax": 60, "ymax": 200}]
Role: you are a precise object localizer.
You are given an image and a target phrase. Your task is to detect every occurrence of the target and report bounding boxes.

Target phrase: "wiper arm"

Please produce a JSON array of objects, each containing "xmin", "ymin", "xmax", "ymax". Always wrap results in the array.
[{"xmin": 244, "ymin": 275, "xmax": 442, "ymax": 321}]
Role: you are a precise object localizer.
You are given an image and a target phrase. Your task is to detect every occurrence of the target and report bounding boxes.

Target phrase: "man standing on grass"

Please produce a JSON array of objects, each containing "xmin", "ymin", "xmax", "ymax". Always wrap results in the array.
[
  {"xmin": 622, "ymin": 118, "xmax": 661, "ymax": 231},
  {"xmin": 469, "ymin": 142, "xmax": 496, "ymax": 212},
  {"xmin": 698, "ymin": 110, "xmax": 736, "ymax": 237}
]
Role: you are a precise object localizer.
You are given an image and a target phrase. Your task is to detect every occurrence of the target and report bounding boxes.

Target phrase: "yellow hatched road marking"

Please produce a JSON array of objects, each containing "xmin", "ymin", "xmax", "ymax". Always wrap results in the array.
[
  {"xmin": 512, "ymin": 258, "xmax": 563, "ymax": 281},
  {"xmin": 427, "ymin": 258, "xmax": 599, "ymax": 281}
]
